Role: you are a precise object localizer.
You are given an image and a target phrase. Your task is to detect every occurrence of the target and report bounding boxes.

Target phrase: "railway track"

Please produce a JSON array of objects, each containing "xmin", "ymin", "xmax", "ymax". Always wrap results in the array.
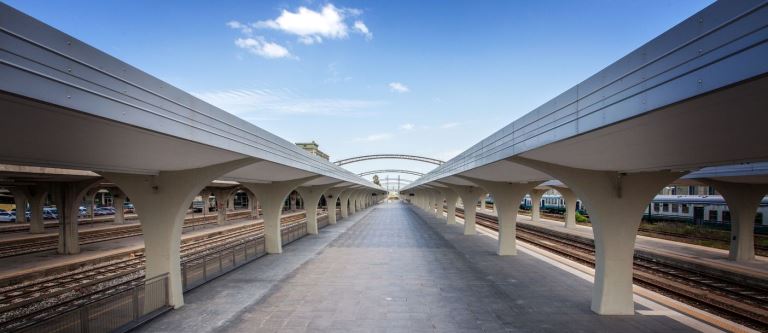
[
  {"xmin": 0, "ymin": 213, "xmax": 309, "ymax": 331},
  {"xmin": 514, "ymin": 208, "xmax": 768, "ymax": 254},
  {"xmin": 0, "ymin": 210, "xmax": 254, "ymax": 258},
  {"xmin": 451, "ymin": 207, "xmax": 768, "ymax": 331},
  {"xmin": 637, "ymin": 227, "xmax": 768, "ymax": 254}
]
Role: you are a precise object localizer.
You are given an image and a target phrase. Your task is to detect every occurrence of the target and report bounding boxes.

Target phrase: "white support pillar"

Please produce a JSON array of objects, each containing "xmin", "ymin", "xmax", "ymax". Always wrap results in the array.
[
  {"xmin": 353, "ymin": 193, "xmax": 361, "ymax": 212},
  {"xmin": 513, "ymin": 157, "xmax": 683, "ymax": 315},
  {"xmin": 296, "ymin": 183, "xmax": 340, "ymax": 235},
  {"xmin": 289, "ymin": 192, "xmax": 298, "ymax": 211},
  {"xmin": 112, "ymin": 189, "xmax": 126, "ymax": 224},
  {"xmin": 54, "ymin": 179, "xmax": 101, "ymax": 255},
  {"xmin": 433, "ymin": 190, "xmax": 446, "ymax": 218},
  {"xmin": 340, "ymin": 190, "xmax": 352, "ymax": 219},
  {"xmin": 708, "ymin": 180, "xmax": 768, "ymax": 262},
  {"xmin": 529, "ymin": 189, "xmax": 546, "ymax": 223},
  {"xmin": 439, "ymin": 187, "xmax": 459, "ymax": 225},
  {"xmin": 460, "ymin": 177, "xmax": 537, "ymax": 256},
  {"xmin": 549, "ymin": 186, "xmax": 578, "ymax": 228},
  {"xmin": 212, "ymin": 188, "xmax": 236, "ymax": 225},
  {"xmin": 9, "ymin": 188, "xmax": 28, "ymax": 223},
  {"xmin": 28, "ymin": 186, "xmax": 48, "ymax": 234},
  {"xmin": 441, "ymin": 184, "xmax": 484, "ymax": 235},
  {"xmin": 242, "ymin": 176, "xmax": 319, "ymax": 254},
  {"xmin": 102, "ymin": 158, "xmax": 255, "ymax": 308},
  {"xmin": 349, "ymin": 191, "xmax": 359, "ymax": 215},
  {"xmin": 324, "ymin": 187, "xmax": 347, "ymax": 224}
]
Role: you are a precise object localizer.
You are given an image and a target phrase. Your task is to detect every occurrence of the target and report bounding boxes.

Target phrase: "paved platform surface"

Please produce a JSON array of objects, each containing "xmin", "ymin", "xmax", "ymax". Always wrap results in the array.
[
  {"xmin": 141, "ymin": 202, "xmax": 717, "ymax": 332},
  {"xmin": 135, "ymin": 207, "xmax": 374, "ymax": 333},
  {"xmin": 473, "ymin": 206, "xmax": 768, "ymax": 278}
]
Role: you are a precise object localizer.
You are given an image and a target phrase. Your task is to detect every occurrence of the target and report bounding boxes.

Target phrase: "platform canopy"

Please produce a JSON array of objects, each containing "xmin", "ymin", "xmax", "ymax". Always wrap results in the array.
[
  {"xmin": 404, "ymin": 1, "xmax": 768, "ymax": 190},
  {"xmin": 0, "ymin": 4, "xmax": 382, "ymax": 192}
]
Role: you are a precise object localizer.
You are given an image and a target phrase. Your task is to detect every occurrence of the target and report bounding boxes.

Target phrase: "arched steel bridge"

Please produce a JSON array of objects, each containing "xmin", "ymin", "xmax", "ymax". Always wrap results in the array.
[
  {"xmin": 334, "ymin": 154, "xmax": 444, "ymax": 166},
  {"xmin": 358, "ymin": 169, "xmax": 425, "ymax": 177}
]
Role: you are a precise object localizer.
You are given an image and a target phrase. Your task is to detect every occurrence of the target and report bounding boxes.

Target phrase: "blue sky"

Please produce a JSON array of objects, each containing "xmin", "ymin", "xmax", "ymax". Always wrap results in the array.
[{"xmin": 6, "ymin": 0, "xmax": 714, "ymax": 188}]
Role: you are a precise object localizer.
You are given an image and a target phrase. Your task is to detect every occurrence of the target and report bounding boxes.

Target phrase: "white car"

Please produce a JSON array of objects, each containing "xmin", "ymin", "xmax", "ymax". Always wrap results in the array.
[{"xmin": 0, "ymin": 212, "xmax": 15, "ymax": 222}]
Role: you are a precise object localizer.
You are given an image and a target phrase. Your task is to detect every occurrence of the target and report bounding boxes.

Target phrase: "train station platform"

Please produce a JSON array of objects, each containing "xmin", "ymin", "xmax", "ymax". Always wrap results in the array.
[
  {"xmin": 136, "ymin": 202, "xmax": 720, "ymax": 333},
  {"xmin": 473, "ymin": 206, "xmax": 768, "ymax": 279}
]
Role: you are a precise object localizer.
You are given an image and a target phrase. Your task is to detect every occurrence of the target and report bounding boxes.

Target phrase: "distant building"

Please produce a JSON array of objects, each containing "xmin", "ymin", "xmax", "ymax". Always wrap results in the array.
[{"xmin": 295, "ymin": 141, "xmax": 329, "ymax": 161}]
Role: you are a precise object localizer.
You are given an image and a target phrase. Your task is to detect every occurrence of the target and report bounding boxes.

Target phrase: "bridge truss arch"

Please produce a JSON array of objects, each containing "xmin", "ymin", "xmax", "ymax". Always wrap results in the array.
[
  {"xmin": 358, "ymin": 169, "xmax": 425, "ymax": 177},
  {"xmin": 334, "ymin": 154, "xmax": 444, "ymax": 166}
]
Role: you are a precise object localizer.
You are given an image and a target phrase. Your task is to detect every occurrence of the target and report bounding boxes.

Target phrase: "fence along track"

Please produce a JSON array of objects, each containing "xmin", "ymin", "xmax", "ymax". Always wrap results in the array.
[{"xmin": 0, "ymin": 212, "xmax": 324, "ymax": 332}]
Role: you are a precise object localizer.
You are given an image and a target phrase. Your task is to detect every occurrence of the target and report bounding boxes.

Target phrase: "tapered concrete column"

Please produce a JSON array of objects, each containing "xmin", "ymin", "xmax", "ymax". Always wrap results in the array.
[
  {"xmin": 460, "ymin": 177, "xmax": 537, "ymax": 256},
  {"xmin": 549, "ymin": 186, "xmax": 578, "ymax": 228},
  {"xmin": 438, "ymin": 188, "xmax": 459, "ymax": 224},
  {"xmin": 324, "ymin": 187, "xmax": 347, "ymax": 224},
  {"xmin": 350, "ymin": 191, "xmax": 360, "ymax": 215},
  {"xmin": 201, "ymin": 191, "xmax": 211, "ymax": 214},
  {"xmin": 289, "ymin": 192, "xmax": 298, "ymax": 211},
  {"xmin": 707, "ymin": 180, "xmax": 768, "ymax": 262},
  {"xmin": 102, "ymin": 158, "xmax": 255, "ymax": 308},
  {"xmin": 339, "ymin": 190, "xmax": 352, "ymax": 218},
  {"xmin": 9, "ymin": 188, "xmax": 28, "ymax": 223},
  {"xmin": 28, "ymin": 186, "xmax": 48, "ymax": 233},
  {"xmin": 433, "ymin": 190, "xmax": 446, "ymax": 218},
  {"xmin": 212, "ymin": 188, "xmax": 237, "ymax": 225},
  {"xmin": 353, "ymin": 193, "xmax": 361, "ymax": 212},
  {"xmin": 54, "ymin": 179, "xmax": 101, "ymax": 255},
  {"xmin": 246, "ymin": 192, "xmax": 258, "ymax": 218},
  {"xmin": 228, "ymin": 195, "xmax": 235, "ymax": 211},
  {"xmin": 441, "ymin": 184, "xmax": 484, "ymax": 235},
  {"xmin": 112, "ymin": 189, "xmax": 126, "ymax": 224},
  {"xmin": 529, "ymin": 189, "xmax": 546, "ymax": 223},
  {"xmin": 242, "ymin": 176, "xmax": 319, "ymax": 254},
  {"xmin": 513, "ymin": 157, "xmax": 684, "ymax": 315},
  {"xmin": 296, "ymin": 183, "xmax": 340, "ymax": 235}
]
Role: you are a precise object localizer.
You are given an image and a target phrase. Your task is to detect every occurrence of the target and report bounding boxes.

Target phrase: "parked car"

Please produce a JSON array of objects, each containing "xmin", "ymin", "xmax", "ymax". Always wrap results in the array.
[
  {"xmin": 78, "ymin": 206, "xmax": 88, "ymax": 217},
  {"xmin": 0, "ymin": 212, "xmax": 15, "ymax": 222},
  {"xmin": 123, "ymin": 202, "xmax": 135, "ymax": 214},
  {"xmin": 42, "ymin": 207, "xmax": 58, "ymax": 220},
  {"xmin": 94, "ymin": 207, "xmax": 116, "ymax": 216},
  {"xmin": 9, "ymin": 209, "xmax": 31, "ymax": 220}
]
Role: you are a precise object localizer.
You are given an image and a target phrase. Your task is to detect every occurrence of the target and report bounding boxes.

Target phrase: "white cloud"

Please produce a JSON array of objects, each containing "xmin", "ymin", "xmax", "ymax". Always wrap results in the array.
[
  {"xmin": 354, "ymin": 133, "xmax": 393, "ymax": 142},
  {"xmin": 234, "ymin": 37, "xmax": 292, "ymax": 59},
  {"xmin": 440, "ymin": 122, "xmax": 459, "ymax": 129},
  {"xmin": 353, "ymin": 20, "xmax": 372, "ymax": 40},
  {"xmin": 226, "ymin": 20, "xmax": 253, "ymax": 35},
  {"xmin": 399, "ymin": 123, "xmax": 415, "ymax": 130},
  {"xmin": 255, "ymin": 4, "xmax": 370, "ymax": 44},
  {"xmin": 192, "ymin": 88, "xmax": 384, "ymax": 118},
  {"xmin": 389, "ymin": 82, "xmax": 410, "ymax": 93}
]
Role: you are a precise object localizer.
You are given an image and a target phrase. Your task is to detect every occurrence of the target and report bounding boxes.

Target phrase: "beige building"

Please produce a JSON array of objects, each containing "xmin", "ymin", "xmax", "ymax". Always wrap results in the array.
[{"xmin": 295, "ymin": 141, "xmax": 329, "ymax": 161}]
